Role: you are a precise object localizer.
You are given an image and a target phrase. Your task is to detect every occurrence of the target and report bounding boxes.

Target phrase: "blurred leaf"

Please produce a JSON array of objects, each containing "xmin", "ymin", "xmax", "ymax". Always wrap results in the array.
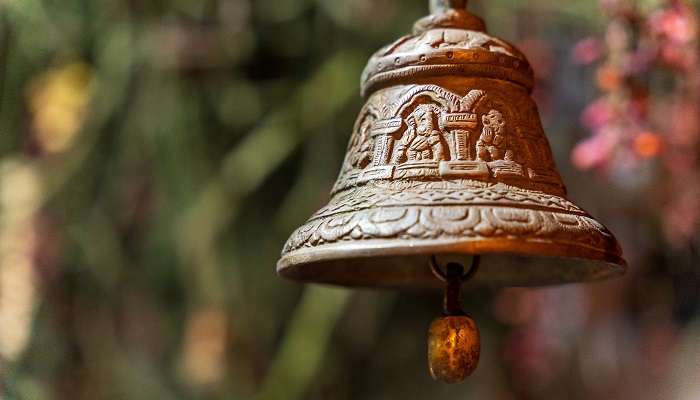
[{"xmin": 256, "ymin": 286, "xmax": 351, "ymax": 400}]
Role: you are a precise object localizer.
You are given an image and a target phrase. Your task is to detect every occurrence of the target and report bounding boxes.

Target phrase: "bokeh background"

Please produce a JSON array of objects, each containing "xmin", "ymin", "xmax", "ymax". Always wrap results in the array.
[{"xmin": 0, "ymin": 0, "xmax": 698, "ymax": 399}]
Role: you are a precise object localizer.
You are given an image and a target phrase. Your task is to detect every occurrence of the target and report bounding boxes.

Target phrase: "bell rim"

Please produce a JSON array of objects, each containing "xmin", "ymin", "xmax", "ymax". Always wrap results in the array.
[
  {"xmin": 277, "ymin": 236, "xmax": 626, "ymax": 290},
  {"xmin": 361, "ymin": 57, "xmax": 535, "ymax": 98}
]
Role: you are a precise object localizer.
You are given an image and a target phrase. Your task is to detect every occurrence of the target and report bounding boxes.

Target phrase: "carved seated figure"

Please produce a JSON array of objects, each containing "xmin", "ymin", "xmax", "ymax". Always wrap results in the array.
[
  {"xmin": 476, "ymin": 109, "xmax": 513, "ymax": 162},
  {"xmin": 393, "ymin": 104, "xmax": 446, "ymax": 164}
]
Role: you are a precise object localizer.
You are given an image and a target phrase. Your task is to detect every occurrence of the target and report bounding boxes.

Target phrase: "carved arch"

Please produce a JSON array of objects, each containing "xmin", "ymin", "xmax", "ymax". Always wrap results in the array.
[
  {"xmin": 390, "ymin": 85, "xmax": 486, "ymax": 117},
  {"xmin": 391, "ymin": 85, "xmax": 463, "ymax": 116},
  {"xmin": 461, "ymin": 89, "xmax": 486, "ymax": 111}
]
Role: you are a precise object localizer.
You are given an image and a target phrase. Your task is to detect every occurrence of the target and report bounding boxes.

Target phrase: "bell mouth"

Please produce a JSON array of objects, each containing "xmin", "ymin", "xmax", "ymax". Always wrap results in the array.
[
  {"xmin": 277, "ymin": 239, "xmax": 626, "ymax": 290},
  {"xmin": 278, "ymin": 180, "xmax": 626, "ymax": 290}
]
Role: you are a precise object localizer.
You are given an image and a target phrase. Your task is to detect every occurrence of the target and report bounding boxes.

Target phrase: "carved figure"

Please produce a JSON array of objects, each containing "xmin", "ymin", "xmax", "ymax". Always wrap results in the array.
[
  {"xmin": 393, "ymin": 104, "xmax": 446, "ymax": 163},
  {"xmin": 476, "ymin": 109, "xmax": 513, "ymax": 161},
  {"xmin": 350, "ymin": 121, "xmax": 373, "ymax": 169}
]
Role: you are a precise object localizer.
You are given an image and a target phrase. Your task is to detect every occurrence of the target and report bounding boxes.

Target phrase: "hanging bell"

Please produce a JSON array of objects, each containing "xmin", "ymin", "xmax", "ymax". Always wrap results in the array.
[{"xmin": 277, "ymin": 0, "xmax": 626, "ymax": 383}]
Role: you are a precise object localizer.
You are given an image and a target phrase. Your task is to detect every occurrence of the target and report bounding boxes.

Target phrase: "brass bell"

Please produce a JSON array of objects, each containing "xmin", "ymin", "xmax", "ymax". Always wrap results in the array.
[{"xmin": 278, "ymin": 0, "xmax": 626, "ymax": 383}]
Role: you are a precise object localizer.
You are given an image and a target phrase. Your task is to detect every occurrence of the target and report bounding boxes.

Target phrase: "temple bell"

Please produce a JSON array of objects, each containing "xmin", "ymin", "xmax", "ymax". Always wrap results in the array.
[{"xmin": 277, "ymin": 0, "xmax": 626, "ymax": 383}]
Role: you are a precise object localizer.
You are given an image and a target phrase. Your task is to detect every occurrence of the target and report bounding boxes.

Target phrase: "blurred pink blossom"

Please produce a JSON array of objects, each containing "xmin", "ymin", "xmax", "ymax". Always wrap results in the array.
[
  {"xmin": 659, "ymin": 45, "xmax": 695, "ymax": 70},
  {"xmin": 649, "ymin": 8, "xmax": 697, "ymax": 44},
  {"xmin": 625, "ymin": 49, "xmax": 655, "ymax": 74},
  {"xmin": 574, "ymin": 1, "xmax": 700, "ymax": 243},
  {"xmin": 572, "ymin": 131, "xmax": 616, "ymax": 170},
  {"xmin": 580, "ymin": 98, "xmax": 614, "ymax": 130},
  {"xmin": 572, "ymin": 38, "xmax": 603, "ymax": 65}
]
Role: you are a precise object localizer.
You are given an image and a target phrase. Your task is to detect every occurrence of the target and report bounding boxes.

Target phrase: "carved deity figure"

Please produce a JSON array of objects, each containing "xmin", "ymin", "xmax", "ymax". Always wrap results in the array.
[
  {"xmin": 392, "ymin": 104, "xmax": 446, "ymax": 163},
  {"xmin": 476, "ymin": 109, "xmax": 513, "ymax": 162}
]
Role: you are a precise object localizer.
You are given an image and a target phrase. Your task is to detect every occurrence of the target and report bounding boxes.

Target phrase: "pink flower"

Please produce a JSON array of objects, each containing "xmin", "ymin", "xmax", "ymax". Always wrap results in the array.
[
  {"xmin": 649, "ymin": 8, "xmax": 697, "ymax": 44},
  {"xmin": 572, "ymin": 38, "xmax": 603, "ymax": 65},
  {"xmin": 659, "ymin": 44, "xmax": 694, "ymax": 71},
  {"xmin": 581, "ymin": 98, "xmax": 614, "ymax": 130},
  {"xmin": 571, "ymin": 131, "xmax": 615, "ymax": 170}
]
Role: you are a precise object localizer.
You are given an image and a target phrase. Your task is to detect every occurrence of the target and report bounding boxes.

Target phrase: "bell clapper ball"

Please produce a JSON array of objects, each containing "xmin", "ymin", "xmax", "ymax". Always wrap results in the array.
[
  {"xmin": 427, "ymin": 256, "xmax": 481, "ymax": 384},
  {"xmin": 428, "ymin": 313, "xmax": 481, "ymax": 383}
]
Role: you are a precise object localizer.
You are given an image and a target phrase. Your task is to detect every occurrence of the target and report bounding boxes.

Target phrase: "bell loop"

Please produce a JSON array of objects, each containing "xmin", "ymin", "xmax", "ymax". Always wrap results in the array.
[
  {"xmin": 429, "ymin": 255, "xmax": 479, "ymax": 315},
  {"xmin": 430, "ymin": 0, "xmax": 469, "ymax": 13},
  {"xmin": 429, "ymin": 255, "xmax": 480, "ymax": 283}
]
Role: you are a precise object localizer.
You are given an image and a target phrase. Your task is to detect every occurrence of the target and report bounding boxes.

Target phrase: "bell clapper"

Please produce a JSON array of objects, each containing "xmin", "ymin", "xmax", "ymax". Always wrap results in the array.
[{"xmin": 427, "ymin": 255, "xmax": 481, "ymax": 384}]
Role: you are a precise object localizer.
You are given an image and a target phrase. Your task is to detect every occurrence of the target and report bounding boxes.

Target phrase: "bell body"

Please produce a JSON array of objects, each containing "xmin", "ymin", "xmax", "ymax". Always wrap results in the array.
[{"xmin": 278, "ymin": 5, "xmax": 625, "ymax": 289}]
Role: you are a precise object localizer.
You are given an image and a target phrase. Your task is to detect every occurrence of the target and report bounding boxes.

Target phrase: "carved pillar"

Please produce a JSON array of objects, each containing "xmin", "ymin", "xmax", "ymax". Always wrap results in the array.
[
  {"xmin": 438, "ymin": 112, "xmax": 488, "ymax": 177},
  {"xmin": 372, "ymin": 133, "xmax": 395, "ymax": 166},
  {"xmin": 453, "ymin": 130, "xmax": 471, "ymax": 160},
  {"xmin": 357, "ymin": 118, "xmax": 403, "ymax": 183},
  {"xmin": 441, "ymin": 112, "xmax": 478, "ymax": 160},
  {"xmin": 370, "ymin": 118, "xmax": 402, "ymax": 166}
]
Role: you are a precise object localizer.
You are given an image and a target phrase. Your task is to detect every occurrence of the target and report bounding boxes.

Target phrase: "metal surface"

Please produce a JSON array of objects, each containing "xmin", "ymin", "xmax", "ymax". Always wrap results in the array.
[
  {"xmin": 427, "ymin": 315, "xmax": 480, "ymax": 383},
  {"xmin": 278, "ymin": 1, "xmax": 626, "ymax": 289}
]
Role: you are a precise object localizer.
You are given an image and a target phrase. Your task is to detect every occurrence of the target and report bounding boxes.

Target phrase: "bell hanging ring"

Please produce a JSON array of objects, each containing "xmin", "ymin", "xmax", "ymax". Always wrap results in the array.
[
  {"xmin": 426, "ymin": 256, "xmax": 481, "ymax": 383},
  {"xmin": 277, "ymin": 0, "xmax": 626, "ymax": 383}
]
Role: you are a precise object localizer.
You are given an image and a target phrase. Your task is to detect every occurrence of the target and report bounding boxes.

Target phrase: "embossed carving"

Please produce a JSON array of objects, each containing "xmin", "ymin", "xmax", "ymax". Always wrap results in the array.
[
  {"xmin": 415, "ymin": 29, "xmax": 519, "ymax": 58},
  {"xmin": 476, "ymin": 110, "xmax": 511, "ymax": 162},
  {"xmin": 393, "ymin": 104, "xmax": 447, "ymax": 163},
  {"xmin": 283, "ymin": 202, "xmax": 619, "ymax": 255},
  {"xmin": 314, "ymin": 182, "xmax": 583, "ymax": 221},
  {"xmin": 360, "ymin": 5, "xmax": 533, "ymax": 96},
  {"xmin": 334, "ymin": 84, "xmax": 561, "ymax": 194},
  {"xmin": 349, "ymin": 118, "xmax": 374, "ymax": 169},
  {"xmin": 279, "ymin": 1, "xmax": 626, "ymax": 289}
]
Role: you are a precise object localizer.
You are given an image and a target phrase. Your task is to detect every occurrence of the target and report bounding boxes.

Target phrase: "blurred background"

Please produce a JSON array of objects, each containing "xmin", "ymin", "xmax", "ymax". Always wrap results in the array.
[{"xmin": 0, "ymin": 0, "xmax": 698, "ymax": 399}]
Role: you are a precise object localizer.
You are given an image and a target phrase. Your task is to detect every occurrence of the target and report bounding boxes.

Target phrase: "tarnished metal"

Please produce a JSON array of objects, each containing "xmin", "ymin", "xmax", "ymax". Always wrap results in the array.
[
  {"xmin": 278, "ymin": 1, "xmax": 626, "ymax": 289},
  {"xmin": 428, "ymin": 313, "xmax": 480, "ymax": 383}
]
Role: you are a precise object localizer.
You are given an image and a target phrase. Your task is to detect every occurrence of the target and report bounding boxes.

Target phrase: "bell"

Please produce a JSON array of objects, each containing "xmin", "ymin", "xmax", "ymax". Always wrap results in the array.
[{"xmin": 277, "ymin": 0, "xmax": 626, "ymax": 382}]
